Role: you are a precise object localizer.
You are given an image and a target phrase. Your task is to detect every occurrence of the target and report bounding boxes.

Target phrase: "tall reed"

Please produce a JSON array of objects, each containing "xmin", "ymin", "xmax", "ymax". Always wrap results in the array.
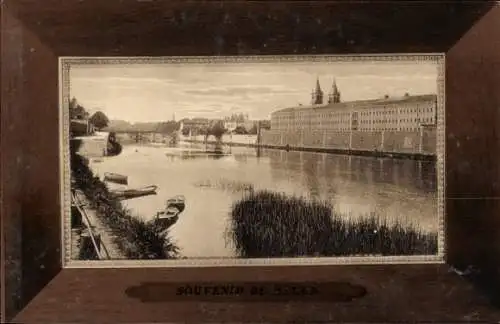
[{"xmin": 229, "ymin": 190, "xmax": 437, "ymax": 258}]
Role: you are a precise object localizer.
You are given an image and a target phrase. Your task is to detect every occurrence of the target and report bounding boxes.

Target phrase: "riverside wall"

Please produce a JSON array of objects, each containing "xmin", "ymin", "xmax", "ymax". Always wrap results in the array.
[
  {"xmin": 260, "ymin": 129, "xmax": 437, "ymax": 159},
  {"xmin": 72, "ymin": 133, "xmax": 109, "ymax": 158},
  {"xmin": 71, "ymin": 132, "xmax": 122, "ymax": 158}
]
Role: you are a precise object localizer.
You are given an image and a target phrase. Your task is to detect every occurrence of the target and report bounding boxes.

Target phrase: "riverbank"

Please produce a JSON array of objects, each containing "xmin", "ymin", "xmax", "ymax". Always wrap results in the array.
[
  {"xmin": 71, "ymin": 190, "xmax": 128, "ymax": 260},
  {"xmin": 229, "ymin": 189, "xmax": 438, "ymax": 258},
  {"xmin": 181, "ymin": 139, "xmax": 436, "ymax": 161},
  {"xmin": 71, "ymin": 152, "xmax": 179, "ymax": 259}
]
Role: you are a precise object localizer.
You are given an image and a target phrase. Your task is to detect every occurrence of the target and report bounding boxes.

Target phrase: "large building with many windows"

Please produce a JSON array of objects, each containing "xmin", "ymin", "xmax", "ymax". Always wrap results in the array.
[{"xmin": 270, "ymin": 78, "xmax": 437, "ymax": 133}]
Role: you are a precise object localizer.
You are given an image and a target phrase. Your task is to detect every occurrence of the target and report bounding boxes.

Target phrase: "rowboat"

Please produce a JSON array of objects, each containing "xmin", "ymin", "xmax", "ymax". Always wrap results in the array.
[
  {"xmin": 153, "ymin": 195, "xmax": 186, "ymax": 232},
  {"xmin": 103, "ymin": 172, "xmax": 128, "ymax": 185},
  {"xmin": 166, "ymin": 195, "xmax": 186, "ymax": 214},
  {"xmin": 110, "ymin": 185, "xmax": 158, "ymax": 200}
]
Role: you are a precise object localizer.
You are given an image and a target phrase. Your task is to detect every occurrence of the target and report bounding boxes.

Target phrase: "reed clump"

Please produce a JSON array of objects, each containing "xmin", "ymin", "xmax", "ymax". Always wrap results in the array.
[
  {"xmin": 229, "ymin": 190, "xmax": 438, "ymax": 258},
  {"xmin": 71, "ymin": 153, "xmax": 179, "ymax": 259},
  {"xmin": 194, "ymin": 178, "xmax": 254, "ymax": 193}
]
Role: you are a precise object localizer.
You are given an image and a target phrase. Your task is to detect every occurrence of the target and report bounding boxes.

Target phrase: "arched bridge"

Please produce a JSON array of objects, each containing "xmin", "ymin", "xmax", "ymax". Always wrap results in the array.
[{"xmin": 111, "ymin": 130, "xmax": 178, "ymax": 144}]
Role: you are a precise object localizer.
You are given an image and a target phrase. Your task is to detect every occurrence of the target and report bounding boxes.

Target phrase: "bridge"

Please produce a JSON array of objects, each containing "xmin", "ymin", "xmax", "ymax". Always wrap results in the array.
[{"xmin": 109, "ymin": 130, "xmax": 179, "ymax": 144}]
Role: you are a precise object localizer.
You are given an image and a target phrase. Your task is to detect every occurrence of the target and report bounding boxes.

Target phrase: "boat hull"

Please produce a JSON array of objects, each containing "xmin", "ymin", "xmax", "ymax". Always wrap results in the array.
[
  {"xmin": 104, "ymin": 172, "xmax": 128, "ymax": 185},
  {"xmin": 110, "ymin": 185, "xmax": 158, "ymax": 200},
  {"xmin": 154, "ymin": 215, "xmax": 179, "ymax": 232}
]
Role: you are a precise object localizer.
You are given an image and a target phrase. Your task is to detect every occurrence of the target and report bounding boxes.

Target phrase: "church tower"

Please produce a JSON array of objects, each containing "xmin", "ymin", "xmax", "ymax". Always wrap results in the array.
[
  {"xmin": 311, "ymin": 77, "xmax": 324, "ymax": 105},
  {"xmin": 328, "ymin": 78, "xmax": 341, "ymax": 104}
]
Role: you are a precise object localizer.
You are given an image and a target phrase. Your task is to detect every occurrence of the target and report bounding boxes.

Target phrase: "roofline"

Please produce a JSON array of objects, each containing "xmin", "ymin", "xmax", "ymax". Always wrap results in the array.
[{"xmin": 272, "ymin": 94, "xmax": 437, "ymax": 114}]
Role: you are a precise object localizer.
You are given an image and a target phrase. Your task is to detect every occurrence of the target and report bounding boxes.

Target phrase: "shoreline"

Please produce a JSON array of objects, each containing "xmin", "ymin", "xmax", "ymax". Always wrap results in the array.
[
  {"xmin": 71, "ymin": 190, "xmax": 125, "ymax": 260},
  {"xmin": 181, "ymin": 139, "xmax": 436, "ymax": 162},
  {"xmin": 70, "ymin": 152, "xmax": 180, "ymax": 260}
]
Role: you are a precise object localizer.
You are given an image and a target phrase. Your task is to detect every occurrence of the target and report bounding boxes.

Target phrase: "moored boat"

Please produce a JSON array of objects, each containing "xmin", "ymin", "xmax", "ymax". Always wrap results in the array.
[
  {"xmin": 103, "ymin": 172, "xmax": 128, "ymax": 185},
  {"xmin": 166, "ymin": 195, "xmax": 186, "ymax": 214},
  {"xmin": 153, "ymin": 195, "xmax": 186, "ymax": 232},
  {"xmin": 110, "ymin": 185, "xmax": 158, "ymax": 200}
]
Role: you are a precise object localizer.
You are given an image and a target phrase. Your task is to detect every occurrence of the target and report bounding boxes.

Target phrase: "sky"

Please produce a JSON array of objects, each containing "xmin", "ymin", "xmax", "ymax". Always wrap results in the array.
[{"xmin": 69, "ymin": 59, "xmax": 439, "ymax": 123}]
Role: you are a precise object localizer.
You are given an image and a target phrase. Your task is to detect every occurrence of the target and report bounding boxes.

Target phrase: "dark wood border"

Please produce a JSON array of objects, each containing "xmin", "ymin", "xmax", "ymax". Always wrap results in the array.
[{"xmin": 2, "ymin": 1, "xmax": 500, "ymax": 322}]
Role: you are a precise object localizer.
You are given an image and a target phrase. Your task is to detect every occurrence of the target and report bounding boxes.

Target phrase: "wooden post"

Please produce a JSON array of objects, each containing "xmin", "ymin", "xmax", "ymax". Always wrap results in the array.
[
  {"xmin": 230, "ymin": 132, "xmax": 233, "ymax": 154},
  {"xmin": 256, "ymin": 121, "xmax": 261, "ymax": 157},
  {"xmin": 257, "ymin": 121, "xmax": 262, "ymax": 146},
  {"xmin": 349, "ymin": 130, "xmax": 353, "ymax": 151},
  {"xmin": 71, "ymin": 206, "xmax": 83, "ymax": 229},
  {"xmin": 380, "ymin": 130, "xmax": 385, "ymax": 152},
  {"xmin": 419, "ymin": 125, "xmax": 424, "ymax": 154}
]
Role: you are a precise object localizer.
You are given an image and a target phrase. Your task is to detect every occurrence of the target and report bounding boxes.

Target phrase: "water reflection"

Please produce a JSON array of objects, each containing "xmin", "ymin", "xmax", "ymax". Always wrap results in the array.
[
  {"xmin": 261, "ymin": 148, "xmax": 437, "ymax": 233},
  {"xmin": 265, "ymin": 150, "xmax": 436, "ymax": 194}
]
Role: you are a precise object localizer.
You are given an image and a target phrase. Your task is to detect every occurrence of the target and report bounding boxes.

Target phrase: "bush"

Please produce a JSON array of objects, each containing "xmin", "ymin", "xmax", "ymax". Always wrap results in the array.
[
  {"xmin": 228, "ymin": 190, "xmax": 438, "ymax": 258},
  {"xmin": 71, "ymin": 153, "xmax": 179, "ymax": 259}
]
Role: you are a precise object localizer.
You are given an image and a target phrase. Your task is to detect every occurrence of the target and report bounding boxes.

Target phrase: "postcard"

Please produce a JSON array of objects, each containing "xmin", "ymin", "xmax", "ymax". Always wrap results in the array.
[{"xmin": 60, "ymin": 55, "xmax": 445, "ymax": 267}]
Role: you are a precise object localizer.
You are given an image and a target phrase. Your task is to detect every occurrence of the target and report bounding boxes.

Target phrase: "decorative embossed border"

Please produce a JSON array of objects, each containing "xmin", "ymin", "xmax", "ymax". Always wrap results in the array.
[{"xmin": 60, "ymin": 54, "xmax": 446, "ymax": 268}]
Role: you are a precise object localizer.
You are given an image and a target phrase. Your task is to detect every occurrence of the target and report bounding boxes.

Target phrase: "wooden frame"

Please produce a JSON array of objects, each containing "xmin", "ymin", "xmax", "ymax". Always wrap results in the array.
[{"xmin": 2, "ymin": 1, "xmax": 500, "ymax": 322}]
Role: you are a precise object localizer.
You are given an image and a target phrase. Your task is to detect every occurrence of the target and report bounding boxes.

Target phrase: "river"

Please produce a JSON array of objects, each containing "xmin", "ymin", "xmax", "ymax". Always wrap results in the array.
[{"xmin": 88, "ymin": 137, "xmax": 438, "ymax": 258}]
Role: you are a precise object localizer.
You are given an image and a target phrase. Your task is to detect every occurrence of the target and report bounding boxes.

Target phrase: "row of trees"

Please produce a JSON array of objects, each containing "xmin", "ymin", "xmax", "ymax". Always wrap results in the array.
[
  {"xmin": 181, "ymin": 121, "xmax": 227, "ymax": 141},
  {"xmin": 155, "ymin": 121, "xmax": 180, "ymax": 134},
  {"xmin": 225, "ymin": 120, "xmax": 271, "ymax": 135},
  {"xmin": 181, "ymin": 121, "xmax": 271, "ymax": 137},
  {"xmin": 233, "ymin": 125, "xmax": 258, "ymax": 135},
  {"xmin": 224, "ymin": 113, "xmax": 249, "ymax": 123},
  {"xmin": 69, "ymin": 97, "xmax": 110, "ymax": 131}
]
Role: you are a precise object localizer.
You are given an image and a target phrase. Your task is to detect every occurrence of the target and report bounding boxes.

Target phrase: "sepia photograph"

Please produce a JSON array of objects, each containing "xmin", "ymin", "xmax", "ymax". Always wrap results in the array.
[{"xmin": 61, "ymin": 55, "xmax": 445, "ymax": 266}]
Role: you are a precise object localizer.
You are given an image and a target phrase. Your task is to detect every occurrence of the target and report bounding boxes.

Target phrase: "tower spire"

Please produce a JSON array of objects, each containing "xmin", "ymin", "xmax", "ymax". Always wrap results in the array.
[
  {"xmin": 328, "ymin": 78, "xmax": 341, "ymax": 104},
  {"xmin": 311, "ymin": 77, "xmax": 324, "ymax": 105}
]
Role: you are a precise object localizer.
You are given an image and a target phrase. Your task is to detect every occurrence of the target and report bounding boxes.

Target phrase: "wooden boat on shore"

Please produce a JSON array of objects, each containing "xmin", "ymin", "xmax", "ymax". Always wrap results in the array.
[
  {"xmin": 103, "ymin": 172, "xmax": 128, "ymax": 185},
  {"xmin": 110, "ymin": 185, "xmax": 158, "ymax": 200}
]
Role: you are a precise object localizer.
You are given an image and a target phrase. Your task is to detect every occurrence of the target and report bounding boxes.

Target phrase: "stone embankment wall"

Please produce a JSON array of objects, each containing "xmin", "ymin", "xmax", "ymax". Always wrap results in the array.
[
  {"xmin": 260, "ymin": 129, "xmax": 437, "ymax": 156},
  {"xmin": 71, "ymin": 133, "xmax": 109, "ymax": 158}
]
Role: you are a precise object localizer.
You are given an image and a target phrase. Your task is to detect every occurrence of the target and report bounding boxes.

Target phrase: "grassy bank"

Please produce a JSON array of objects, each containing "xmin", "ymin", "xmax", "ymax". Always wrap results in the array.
[
  {"xmin": 229, "ymin": 190, "xmax": 438, "ymax": 258},
  {"xmin": 71, "ymin": 153, "xmax": 179, "ymax": 259}
]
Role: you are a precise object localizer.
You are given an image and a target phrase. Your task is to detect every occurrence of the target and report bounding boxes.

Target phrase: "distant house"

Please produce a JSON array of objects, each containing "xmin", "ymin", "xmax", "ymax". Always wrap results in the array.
[
  {"xmin": 179, "ymin": 118, "xmax": 211, "ymax": 134},
  {"xmin": 70, "ymin": 119, "xmax": 94, "ymax": 137}
]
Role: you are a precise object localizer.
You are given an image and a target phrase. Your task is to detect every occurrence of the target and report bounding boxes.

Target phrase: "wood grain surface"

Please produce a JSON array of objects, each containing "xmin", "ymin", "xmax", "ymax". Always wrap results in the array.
[
  {"xmin": 2, "ymin": 1, "xmax": 500, "ymax": 322},
  {"xmin": 11, "ymin": 265, "xmax": 500, "ymax": 322}
]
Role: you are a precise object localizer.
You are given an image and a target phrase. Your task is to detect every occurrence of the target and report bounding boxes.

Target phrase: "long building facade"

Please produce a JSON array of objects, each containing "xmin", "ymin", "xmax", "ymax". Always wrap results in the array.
[{"xmin": 262, "ymin": 79, "xmax": 438, "ymax": 157}]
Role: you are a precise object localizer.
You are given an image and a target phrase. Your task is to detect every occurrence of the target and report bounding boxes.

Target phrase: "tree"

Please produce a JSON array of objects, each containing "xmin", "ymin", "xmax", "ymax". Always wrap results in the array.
[
  {"xmin": 209, "ymin": 121, "xmax": 227, "ymax": 142},
  {"xmin": 233, "ymin": 125, "xmax": 248, "ymax": 135},
  {"xmin": 259, "ymin": 120, "xmax": 271, "ymax": 130},
  {"xmin": 89, "ymin": 111, "xmax": 110, "ymax": 130},
  {"xmin": 69, "ymin": 97, "xmax": 88, "ymax": 120},
  {"xmin": 248, "ymin": 124, "xmax": 258, "ymax": 135},
  {"xmin": 156, "ymin": 121, "xmax": 180, "ymax": 134},
  {"xmin": 69, "ymin": 97, "xmax": 78, "ymax": 109},
  {"xmin": 181, "ymin": 126, "xmax": 191, "ymax": 136}
]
